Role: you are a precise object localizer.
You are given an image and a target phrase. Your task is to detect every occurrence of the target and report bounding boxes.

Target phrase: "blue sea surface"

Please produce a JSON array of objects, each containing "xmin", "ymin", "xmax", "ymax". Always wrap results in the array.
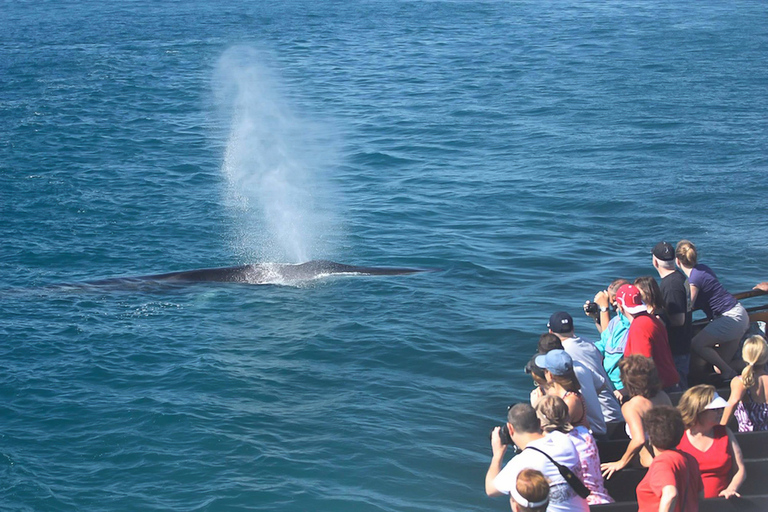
[{"xmin": 1, "ymin": 0, "xmax": 767, "ymax": 510}]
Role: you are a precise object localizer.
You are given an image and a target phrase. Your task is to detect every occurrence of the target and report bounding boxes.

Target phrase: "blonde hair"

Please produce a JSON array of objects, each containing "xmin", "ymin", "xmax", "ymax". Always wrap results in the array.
[
  {"xmin": 677, "ymin": 384, "xmax": 715, "ymax": 429},
  {"xmin": 512, "ymin": 468, "xmax": 550, "ymax": 512},
  {"xmin": 675, "ymin": 240, "xmax": 698, "ymax": 268},
  {"xmin": 741, "ymin": 335, "xmax": 768, "ymax": 388},
  {"xmin": 535, "ymin": 395, "xmax": 573, "ymax": 434}
]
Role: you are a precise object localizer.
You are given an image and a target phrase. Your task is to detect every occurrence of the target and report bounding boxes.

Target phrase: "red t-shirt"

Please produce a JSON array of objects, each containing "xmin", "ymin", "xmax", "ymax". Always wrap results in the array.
[
  {"xmin": 624, "ymin": 313, "xmax": 680, "ymax": 388},
  {"xmin": 636, "ymin": 449, "xmax": 702, "ymax": 512},
  {"xmin": 676, "ymin": 425, "xmax": 733, "ymax": 498}
]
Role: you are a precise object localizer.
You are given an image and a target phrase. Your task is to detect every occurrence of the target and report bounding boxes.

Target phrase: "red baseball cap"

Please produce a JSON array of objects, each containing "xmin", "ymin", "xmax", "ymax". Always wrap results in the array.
[{"xmin": 615, "ymin": 284, "xmax": 647, "ymax": 315}]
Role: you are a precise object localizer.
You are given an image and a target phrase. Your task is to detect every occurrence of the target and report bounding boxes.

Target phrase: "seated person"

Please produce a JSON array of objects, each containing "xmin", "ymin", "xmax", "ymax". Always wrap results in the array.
[
  {"xmin": 486, "ymin": 403, "xmax": 589, "ymax": 512},
  {"xmin": 616, "ymin": 284, "xmax": 680, "ymax": 391},
  {"xmin": 601, "ymin": 355, "xmax": 672, "ymax": 479},
  {"xmin": 535, "ymin": 350, "xmax": 590, "ymax": 431},
  {"xmin": 526, "ymin": 353, "xmax": 549, "ymax": 408},
  {"xmin": 675, "ymin": 240, "xmax": 748, "ymax": 381},
  {"xmin": 636, "ymin": 406, "xmax": 703, "ymax": 512},
  {"xmin": 536, "ymin": 395, "xmax": 613, "ymax": 505},
  {"xmin": 634, "ymin": 276, "xmax": 669, "ymax": 326},
  {"xmin": 509, "ymin": 469, "xmax": 549, "ymax": 512},
  {"xmin": 676, "ymin": 385, "xmax": 746, "ymax": 499},
  {"xmin": 652, "ymin": 241, "xmax": 693, "ymax": 389},
  {"xmin": 537, "ymin": 334, "xmax": 609, "ymax": 437},
  {"xmin": 590, "ymin": 279, "xmax": 631, "ymax": 393},
  {"xmin": 722, "ymin": 335, "xmax": 768, "ymax": 431},
  {"xmin": 546, "ymin": 313, "xmax": 622, "ymax": 434}
]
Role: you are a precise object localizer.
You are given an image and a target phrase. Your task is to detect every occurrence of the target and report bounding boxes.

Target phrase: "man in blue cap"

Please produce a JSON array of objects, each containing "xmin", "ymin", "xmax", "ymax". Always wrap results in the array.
[{"xmin": 547, "ymin": 311, "xmax": 623, "ymax": 438}]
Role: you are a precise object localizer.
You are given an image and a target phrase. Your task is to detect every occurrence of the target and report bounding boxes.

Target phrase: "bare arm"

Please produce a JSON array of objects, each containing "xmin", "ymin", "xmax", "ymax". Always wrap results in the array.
[
  {"xmin": 720, "ymin": 428, "xmax": 746, "ymax": 499},
  {"xmin": 754, "ymin": 282, "xmax": 768, "ymax": 293},
  {"xmin": 485, "ymin": 427, "xmax": 507, "ymax": 497},
  {"xmin": 601, "ymin": 402, "xmax": 644, "ymax": 479},
  {"xmin": 689, "ymin": 284, "xmax": 699, "ymax": 310},
  {"xmin": 595, "ymin": 291, "xmax": 611, "ymax": 333},
  {"xmin": 721, "ymin": 377, "xmax": 745, "ymax": 426},
  {"xmin": 658, "ymin": 485, "xmax": 677, "ymax": 512},
  {"xmin": 563, "ymin": 393, "xmax": 586, "ymax": 428}
]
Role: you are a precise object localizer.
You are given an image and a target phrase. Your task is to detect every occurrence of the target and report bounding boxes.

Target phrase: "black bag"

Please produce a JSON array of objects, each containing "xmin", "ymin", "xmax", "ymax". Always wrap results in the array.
[{"xmin": 525, "ymin": 446, "xmax": 591, "ymax": 499}]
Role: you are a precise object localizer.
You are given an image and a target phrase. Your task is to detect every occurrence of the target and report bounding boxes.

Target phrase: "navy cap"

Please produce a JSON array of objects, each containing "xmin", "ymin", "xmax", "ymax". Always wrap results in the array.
[
  {"xmin": 652, "ymin": 241, "xmax": 675, "ymax": 261},
  {"xmin": 534, "ymin": 349, "xmax": 573, "ymax": 376},
  {"xmin": 547, "ymin": 311, "xmax": 573, "ymax": 334}
]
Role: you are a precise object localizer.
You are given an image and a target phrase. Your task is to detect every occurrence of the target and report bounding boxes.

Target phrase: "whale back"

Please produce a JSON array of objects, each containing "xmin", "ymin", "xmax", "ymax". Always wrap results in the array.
[{"xmin": 83, "ymin": 260, "xmax": 428, "ymax": 287}]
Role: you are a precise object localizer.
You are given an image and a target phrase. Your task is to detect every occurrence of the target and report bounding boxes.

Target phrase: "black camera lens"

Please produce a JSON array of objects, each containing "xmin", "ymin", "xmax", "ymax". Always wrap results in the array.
[
  {"xmin": 498, "ymin": 424, "xmax": 513, "ymax": 445},
  {"xmin": 489, "ymin": 424, "xmax": 513, "ymax": 445},
  {"xmin": 584, "ymin": 302, "xmax": 599, "ymax": 314}
]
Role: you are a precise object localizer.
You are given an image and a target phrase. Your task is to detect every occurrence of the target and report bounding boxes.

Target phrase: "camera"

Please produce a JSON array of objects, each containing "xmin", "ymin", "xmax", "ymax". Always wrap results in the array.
[
  {"xmin": 584, "ymin": 301, "xmax": 599, "ymax": 314},
  {"xmin": 490, "ymin": 424, "xmax": 516, "ymax": 448}
]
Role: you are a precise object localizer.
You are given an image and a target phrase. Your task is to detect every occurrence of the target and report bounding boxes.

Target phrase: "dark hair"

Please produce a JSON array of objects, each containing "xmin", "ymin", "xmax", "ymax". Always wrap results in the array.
[
  {"xmin": 507, "ymin": 403, "xmax": 542, "ymax": 434},
  {"xmin": 537, "ymin": 333, "xmax": 563, "ymax": 354},
  {"xmin": 525, "ymin": 355, "xmax": 547, "ymax": 381},
  {"xmin": 550, "ymin": 367, "xmax": 581, "ymax": 392},
  {"xmin": 619, "ymin": 355, "xmax": 661, "ymax": 399},
  {"xmin": 643, "ymin": 405, "xmax": 685, "ymax": 450},
  {"xmin": 633, "ymin": 276, "xmax": 666, "ymax": 314}
]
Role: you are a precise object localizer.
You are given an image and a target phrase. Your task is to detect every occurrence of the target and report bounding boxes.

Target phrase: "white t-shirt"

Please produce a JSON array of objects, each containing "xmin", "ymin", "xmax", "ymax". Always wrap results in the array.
[{"xmin": 493, "ymin": 431, "xmax": 589, "ymax": 512}]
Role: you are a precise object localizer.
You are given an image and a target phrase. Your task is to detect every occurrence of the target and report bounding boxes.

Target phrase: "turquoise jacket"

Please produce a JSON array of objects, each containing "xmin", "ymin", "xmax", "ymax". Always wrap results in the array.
[{"xmin": 594, "ymin": 312, "xmax": 630, "ymax": 390}]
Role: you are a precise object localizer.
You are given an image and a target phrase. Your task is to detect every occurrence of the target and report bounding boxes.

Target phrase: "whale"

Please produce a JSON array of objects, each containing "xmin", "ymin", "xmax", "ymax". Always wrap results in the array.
[{"xmin": 82, "ymin": 260, "xmax": 429, "ymax": 287}]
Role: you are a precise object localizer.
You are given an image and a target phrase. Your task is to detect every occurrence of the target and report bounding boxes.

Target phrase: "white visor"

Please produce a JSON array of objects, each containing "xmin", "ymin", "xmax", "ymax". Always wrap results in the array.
[
  {"xmin": 704, "ymin": 393, "xmax": 728, "ymax": 410},
  {"xmin": 510, "ymin": 485, "xmax": 548, "ymax": 509}
]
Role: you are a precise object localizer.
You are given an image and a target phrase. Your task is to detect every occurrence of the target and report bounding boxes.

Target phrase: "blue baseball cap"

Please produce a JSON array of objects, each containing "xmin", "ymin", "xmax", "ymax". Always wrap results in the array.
[{"xmin": 534, "ymin": 349, "xmax": 573, "ymax": 376}]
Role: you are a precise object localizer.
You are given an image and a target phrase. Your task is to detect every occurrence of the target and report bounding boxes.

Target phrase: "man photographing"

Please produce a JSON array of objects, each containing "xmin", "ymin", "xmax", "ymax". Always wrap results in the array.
[{"xmin": 486, "ymin": 403, "xmax": 589, "ymax": 512}]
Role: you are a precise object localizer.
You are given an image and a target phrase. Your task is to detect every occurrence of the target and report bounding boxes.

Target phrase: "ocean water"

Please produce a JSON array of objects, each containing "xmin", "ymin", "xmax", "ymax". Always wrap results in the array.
[{"xmin": 1, "ymin": 0, "xmax": 767, "ymax": 510}]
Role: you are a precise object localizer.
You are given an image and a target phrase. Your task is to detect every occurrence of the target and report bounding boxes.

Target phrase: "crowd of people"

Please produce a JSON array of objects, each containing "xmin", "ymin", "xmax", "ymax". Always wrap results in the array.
[{"xmin": 485, "ymin": 240, "xmax": 768, "ymax": 511}]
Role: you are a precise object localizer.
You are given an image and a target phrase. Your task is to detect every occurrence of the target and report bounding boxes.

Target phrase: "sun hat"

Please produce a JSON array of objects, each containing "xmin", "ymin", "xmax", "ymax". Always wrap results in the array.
[
  {"xmin": 534, "ymin": 349, "xmax": 573, "ymax": 376},
  {"xmin": 615, "ymin": 284, "xmax": 647, "ymax": 315}
]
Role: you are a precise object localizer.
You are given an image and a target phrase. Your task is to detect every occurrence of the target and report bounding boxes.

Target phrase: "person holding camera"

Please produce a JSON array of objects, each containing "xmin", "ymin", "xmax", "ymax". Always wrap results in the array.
[
  {"xmin": 584, "ymin": 279, "xmax": 628, "ymax": 335},
  {"xmin": 586, "ymin": 279, "xmax": 632, "ymax": 395},
  {"xmin": 486, "ymin": 403, "xmax": 589, "ymax": 511}
]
